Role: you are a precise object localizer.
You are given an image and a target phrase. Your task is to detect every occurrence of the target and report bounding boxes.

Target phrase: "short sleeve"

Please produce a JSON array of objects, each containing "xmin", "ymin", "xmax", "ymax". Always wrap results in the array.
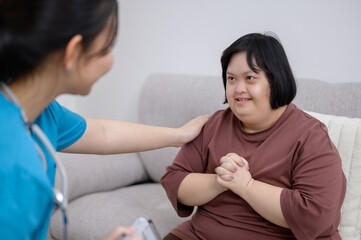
[
  {"xmin": 280, "ymin": 123, "xmax": 346, "ymax": 239},
  {"xmin": 161, "ymin": 127, "xmax": 207, "ymax": 217},
  {"xmin": 46, "ymin": 101, "xmax": 86, "ymax": 151}
]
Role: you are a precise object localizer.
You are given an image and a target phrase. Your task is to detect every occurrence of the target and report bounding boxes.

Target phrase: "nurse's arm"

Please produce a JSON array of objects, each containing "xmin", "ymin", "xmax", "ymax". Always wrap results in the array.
[{"xmin": 61, "ymin": 116, "xmax": 208, "ymax": 154}]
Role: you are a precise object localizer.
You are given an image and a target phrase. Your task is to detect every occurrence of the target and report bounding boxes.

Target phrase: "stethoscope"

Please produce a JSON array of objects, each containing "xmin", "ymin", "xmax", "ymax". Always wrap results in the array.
[{"xmin": 0, "ymin": 82, "xmax": 68, "ymax": 240}]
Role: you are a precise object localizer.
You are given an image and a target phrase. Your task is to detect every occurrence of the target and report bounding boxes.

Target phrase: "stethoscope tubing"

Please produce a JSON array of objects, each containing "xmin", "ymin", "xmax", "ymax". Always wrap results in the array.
[{"xmin": 1, "ymin": 82, "xmax": 68, "ymax": 239}]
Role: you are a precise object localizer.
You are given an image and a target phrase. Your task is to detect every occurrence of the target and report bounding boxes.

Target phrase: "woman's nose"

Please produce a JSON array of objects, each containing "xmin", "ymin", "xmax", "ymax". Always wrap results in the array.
[{"xmin": 235, "ymin": 80, "xmax": 246, "ymax": 93}]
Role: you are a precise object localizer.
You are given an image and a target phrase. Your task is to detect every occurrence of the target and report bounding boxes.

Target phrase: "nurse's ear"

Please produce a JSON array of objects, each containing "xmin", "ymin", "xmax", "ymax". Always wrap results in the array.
[{"xmin": 63, "ymin": 34, "xmax": 83, "ymax": 74}]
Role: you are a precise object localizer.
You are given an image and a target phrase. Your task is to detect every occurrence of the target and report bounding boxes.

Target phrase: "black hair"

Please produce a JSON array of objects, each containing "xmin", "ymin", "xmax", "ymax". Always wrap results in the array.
[
  {"xmin": 220, "ymin": 33, "xmax": 296, "ymax": 109},
  {"xmin": 0, "ymin": 0, "xmax": 118, "ymax": 83}
]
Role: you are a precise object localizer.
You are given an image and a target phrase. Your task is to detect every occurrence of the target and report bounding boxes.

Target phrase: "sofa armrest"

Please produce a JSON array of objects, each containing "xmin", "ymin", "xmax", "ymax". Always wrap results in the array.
[{"xmin": 55, "ymin": 152, "xmax": 149, "ymax": 202}]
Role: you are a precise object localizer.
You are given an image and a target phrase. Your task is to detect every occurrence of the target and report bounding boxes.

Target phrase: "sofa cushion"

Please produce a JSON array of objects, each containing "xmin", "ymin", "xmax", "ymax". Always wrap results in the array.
[
  {"xmin": 50, "ymin": 183, "xmax": 191, "ymax": 240},
  {"xmin": 55, "ymin": 152, "xmax": 148, "ymax": 202},
  {"xmin": 306, "ymin": 111, "xmax": 361, "ymax": 239},
  {"xmin": 136, "ymin": 148, "xmax": 179, "ymax": 183},
  {"xmin": 294, "ymin": 78, "xmax": 361, "ymax": 118}
]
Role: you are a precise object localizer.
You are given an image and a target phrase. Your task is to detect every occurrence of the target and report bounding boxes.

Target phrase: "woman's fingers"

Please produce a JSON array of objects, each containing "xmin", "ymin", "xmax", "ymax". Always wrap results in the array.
[
  {"xmin": 226, "ymin": 153, "xmax": 249, "ymax": 171},
  {"xmin": 217, "ymin": 153, "xmax": 250, "ymax": 184},
  {"xmin": 220, "ymin": 155, "xmax": 238, "ymax": 170},
  {"xmin": 221, "ymin": 162, "xmax": 238, "ymax": 172},
  {"xmin": 216, "ymin": 172, "xmax": 234, "ymax": 182},
  {"xmin": 215, "ymin": 166, "xmax": 234, "ymax": 181}
]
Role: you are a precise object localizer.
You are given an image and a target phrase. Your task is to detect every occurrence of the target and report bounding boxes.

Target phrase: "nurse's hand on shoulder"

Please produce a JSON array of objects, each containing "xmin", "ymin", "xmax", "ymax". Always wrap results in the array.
[
  {"xmin": 102, "ymin": 226, "xmax": 142, "ymax": 240},
  {"xmin": 175, "ymin": 115, "xmax": 209, "ymax": 147},
  {"xmin": 215, "ymin": 153, "xmax": 253, "ymax": 198}
]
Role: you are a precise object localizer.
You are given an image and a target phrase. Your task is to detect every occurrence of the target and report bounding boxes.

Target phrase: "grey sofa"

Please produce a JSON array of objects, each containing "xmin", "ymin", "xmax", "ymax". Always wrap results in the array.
[{"xmin": 48, "ymin": 73, "xmax": 361, "ymax": 240}]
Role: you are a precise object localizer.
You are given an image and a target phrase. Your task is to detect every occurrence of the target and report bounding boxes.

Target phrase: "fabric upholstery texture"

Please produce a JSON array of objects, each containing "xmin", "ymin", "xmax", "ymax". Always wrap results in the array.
[
  {"xmin": 54, "ymin": 152, "xmax": 148, "ymax": 202},
  {"xmin": 295, "ymin": 79, "xmax": 361, "ymax": 118},
  {"xmin": 49, "ymin": 73, "xmax": 361, "ymax": 240},
  {"xmin": 306, "ymin": 111, "xmax": 361, "ymax": 239},
  {"xmin": 50, "ymin": 184, "xmax": 187, "ymax": 240}
]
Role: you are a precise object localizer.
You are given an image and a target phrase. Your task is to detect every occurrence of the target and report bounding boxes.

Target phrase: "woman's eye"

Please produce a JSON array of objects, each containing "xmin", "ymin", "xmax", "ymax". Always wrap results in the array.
[
  {"xmin": 228, "ymin": 76, "xmax": 235, "ymax": 81},
  {"xmin": 246, "ymin": 76, "xmax": 254, "ymax": 81}
]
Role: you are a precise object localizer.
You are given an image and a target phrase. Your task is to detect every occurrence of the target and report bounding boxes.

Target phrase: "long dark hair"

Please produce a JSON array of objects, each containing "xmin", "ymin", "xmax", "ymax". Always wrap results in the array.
[
  {"xmin": 221, "ymin": 33, "xmax": 296, "ymax": 109},
  {"xmin": 0, "ymin": 0, "xmax": 118, "ymax": 83}
]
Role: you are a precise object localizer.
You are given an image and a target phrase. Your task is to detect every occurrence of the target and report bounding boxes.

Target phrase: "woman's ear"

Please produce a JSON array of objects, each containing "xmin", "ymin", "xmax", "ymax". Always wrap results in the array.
[{"xmin": 63, "ymin": 34, "xmax": 83, "ymax": 74}]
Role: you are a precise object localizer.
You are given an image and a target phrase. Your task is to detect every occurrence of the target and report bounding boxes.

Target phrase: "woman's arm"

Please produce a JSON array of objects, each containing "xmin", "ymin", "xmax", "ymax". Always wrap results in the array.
[
  {"xmin": 62, "ymin": 115, "xmax": 209, "ymax": 154},
  {"xmin": 241, "ymin": 179, "xmax": 288, "ymax": 228},
  {"xmin": 215, "ymin": 153, "xmax": 289, "ymax": 228},
  {"xmin": 177, "ymin": 173, "xmax": 228, "ymax": 206}
]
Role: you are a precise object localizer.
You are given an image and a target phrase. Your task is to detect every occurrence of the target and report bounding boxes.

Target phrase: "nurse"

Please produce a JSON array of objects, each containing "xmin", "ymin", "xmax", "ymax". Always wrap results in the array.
[{"xmin": 0, "ymin": 0, "xmax": 209, "ymax": 239}]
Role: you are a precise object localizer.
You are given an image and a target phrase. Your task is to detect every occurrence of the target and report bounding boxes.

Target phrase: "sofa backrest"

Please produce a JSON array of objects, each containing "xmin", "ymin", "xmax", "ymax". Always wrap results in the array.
[
  {"xmin": 294, "ymin": 78, "xmax": 361, "ymax": 118},
  {"xmin": 55, "ymin": 152, "xmax": 148, "ymax": 202}
]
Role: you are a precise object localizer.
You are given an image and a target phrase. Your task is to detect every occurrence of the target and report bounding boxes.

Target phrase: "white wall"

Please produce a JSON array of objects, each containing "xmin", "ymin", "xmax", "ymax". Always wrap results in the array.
[{"xmin": 57, "ymin": 0, "xmax": 361, "ymax": 122}]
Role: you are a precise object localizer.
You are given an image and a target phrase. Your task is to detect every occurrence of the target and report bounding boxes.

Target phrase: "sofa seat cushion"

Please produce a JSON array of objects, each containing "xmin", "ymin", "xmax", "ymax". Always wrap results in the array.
[{"xmin": 49, "ymin": 183, "xmax": 189, "ymax": 240}]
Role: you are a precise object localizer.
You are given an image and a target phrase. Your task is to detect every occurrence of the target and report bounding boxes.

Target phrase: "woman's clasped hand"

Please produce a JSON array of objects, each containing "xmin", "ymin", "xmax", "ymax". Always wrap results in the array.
[{"xmin": 215, "ymin": 153, "xmax": 252, "ymax": 198}]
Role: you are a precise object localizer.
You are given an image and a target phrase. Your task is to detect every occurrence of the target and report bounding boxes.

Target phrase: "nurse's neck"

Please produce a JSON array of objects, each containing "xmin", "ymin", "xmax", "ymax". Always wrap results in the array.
[{"xmin": 7, "ymin": 70, "xmax": 61, "ymax": 123}]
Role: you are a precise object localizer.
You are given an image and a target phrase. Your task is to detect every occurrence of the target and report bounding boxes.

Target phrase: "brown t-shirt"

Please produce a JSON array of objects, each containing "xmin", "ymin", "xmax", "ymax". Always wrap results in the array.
[{"xmin": 161, "ymin": 104, "xmax": 346, "ymax": 240}]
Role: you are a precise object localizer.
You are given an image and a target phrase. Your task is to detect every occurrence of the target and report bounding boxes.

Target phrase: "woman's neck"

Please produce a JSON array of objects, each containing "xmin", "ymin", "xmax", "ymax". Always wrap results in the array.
[{"xmin": 241, "ymin": 105, "xmax": 288, "ymax": 133}]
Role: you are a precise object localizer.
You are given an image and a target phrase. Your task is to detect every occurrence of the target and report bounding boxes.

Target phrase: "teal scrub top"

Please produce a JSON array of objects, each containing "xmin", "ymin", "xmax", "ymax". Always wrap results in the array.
[{"xmin": 0, "ymin": 92, "xmax": 86, "ymax": 240}]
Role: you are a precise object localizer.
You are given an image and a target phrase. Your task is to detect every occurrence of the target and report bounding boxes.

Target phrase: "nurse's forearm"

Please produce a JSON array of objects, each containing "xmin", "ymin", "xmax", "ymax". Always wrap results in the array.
[
  {"xmin": 86, "ymin": 119, "xmax": 182, "ymax": 154},
  {"xmin": 62, "ymin": 117, "xmax": 207, "ymax": 154},
  {"xmin": 177, "ymin": 173, "xmax": 228, "ymax": 206}
]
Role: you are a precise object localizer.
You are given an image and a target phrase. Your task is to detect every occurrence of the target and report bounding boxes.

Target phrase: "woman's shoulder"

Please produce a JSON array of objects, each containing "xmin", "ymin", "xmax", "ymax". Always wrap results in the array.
[
  {"xmin": 197, "ymin": 108, "xmax": 233, "ymax": 144},
  {"xmin": 287, "ymin": 104, "xmax": 337, "ymax": 151},
  {"xmin": 201, "ymin": 108, "xmax": 232, "ymax": 132},
  {"xmin": 206, "ymin": 108, "xmax": 233, "ymax": 124},
  {"xmin": 288, "ymin": 104, "xmax": 326, "ymax": 130}
]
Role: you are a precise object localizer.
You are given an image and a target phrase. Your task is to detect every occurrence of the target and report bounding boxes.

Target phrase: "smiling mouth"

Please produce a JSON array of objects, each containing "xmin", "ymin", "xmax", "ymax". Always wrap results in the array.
[{"xmin": 236, "ymin": 98, "xmax": 252, "ymax": 103}]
